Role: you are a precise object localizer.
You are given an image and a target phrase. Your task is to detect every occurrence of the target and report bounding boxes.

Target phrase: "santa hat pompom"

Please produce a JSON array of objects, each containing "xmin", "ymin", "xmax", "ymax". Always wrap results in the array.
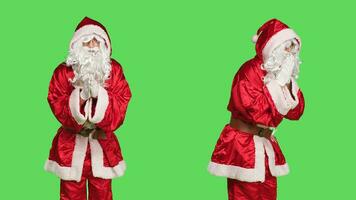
[{"xmin": 252, "ymin": 34, "xmax": 259, "ymax": 43}]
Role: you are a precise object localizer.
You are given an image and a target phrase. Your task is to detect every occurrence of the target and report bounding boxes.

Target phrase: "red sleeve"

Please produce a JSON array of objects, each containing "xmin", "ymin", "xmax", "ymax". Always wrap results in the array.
[
  {"xmin": 230, "ymin": 75, "xmax": 277, "ymax": 127},
  {"xmin": 284, "ymin": 89, "xmax": 305, "ymax": 120},
  {"xmin": 228, "ymin": 60, "xmax": 282, "ymax": 127},
  {"xmin": 47, "ymin": 64, "xmax": 88, "ymax": 133},
  {"xmin": 88, "ymin": 61, "xmax": 132, "ymax": 134}
]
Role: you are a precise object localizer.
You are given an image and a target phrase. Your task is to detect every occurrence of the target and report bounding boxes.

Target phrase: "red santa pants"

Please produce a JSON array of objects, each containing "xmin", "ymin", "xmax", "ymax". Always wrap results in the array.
[
  {"xmin": 227, "ymin": 151, "xmax": 277, "ymax": 200},
  {"xmin": 60, "ymin": 143, "xmax": 113, "ymax": 200}
]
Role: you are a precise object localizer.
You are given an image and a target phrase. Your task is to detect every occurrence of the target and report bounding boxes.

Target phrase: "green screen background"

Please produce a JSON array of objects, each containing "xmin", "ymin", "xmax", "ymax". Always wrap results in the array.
[{"xmin": 1, "ymin": 0, "xmax": 355, "ymax": 199}]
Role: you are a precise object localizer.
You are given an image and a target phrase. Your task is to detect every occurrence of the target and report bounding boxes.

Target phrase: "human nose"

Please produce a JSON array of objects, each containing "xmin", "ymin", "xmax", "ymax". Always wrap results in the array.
[
  {"xmin": 88, "ymin": 38, "xmax": 99, "ymax": 48},
  {"xmin": 88, "ymin": 40, "xmax": 95, "ymax": 48}
]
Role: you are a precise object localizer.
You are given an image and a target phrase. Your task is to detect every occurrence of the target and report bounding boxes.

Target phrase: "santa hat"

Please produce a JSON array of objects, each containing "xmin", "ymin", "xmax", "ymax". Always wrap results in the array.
[
  {"xmin": 252, "ymin": 18, "xmax": 301, "ymax": 61},
  {"xmin": 69, "ymin": 17, "xmax": 112, "ymax": 55}
]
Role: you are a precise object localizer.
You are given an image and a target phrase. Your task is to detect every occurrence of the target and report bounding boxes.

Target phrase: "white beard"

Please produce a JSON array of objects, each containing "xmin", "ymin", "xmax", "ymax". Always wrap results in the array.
[
  {"xmin": 262, "ymin": 39, "xmax": 301, "ymax": 85},
  {"xmin": 66, "ymin": 37, "xmax": 111, "ymax": 89}
]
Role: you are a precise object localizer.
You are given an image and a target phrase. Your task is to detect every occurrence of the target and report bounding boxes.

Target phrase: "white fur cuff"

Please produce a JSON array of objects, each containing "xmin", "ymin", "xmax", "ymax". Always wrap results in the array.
[
  {"xmin": 69, "ymin": 88, "xmax": 90, "ymax": 125},
  {"xmin": 265, "ymin": 78, "xmax": 300, "ymax": 116},
  {"xmin": 88, "ymin": 86, "xmax": 109, "ymax": 124}
]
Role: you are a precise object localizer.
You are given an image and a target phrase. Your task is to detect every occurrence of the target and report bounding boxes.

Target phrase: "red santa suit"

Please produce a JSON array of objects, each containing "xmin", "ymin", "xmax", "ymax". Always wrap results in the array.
[
  {"xmin": 44, "ymin": 17, "xmax": 131, "ymax": 200},
  {"xmin": 208, "ymin": 19, "xmax": 305, "ymax": 200}
]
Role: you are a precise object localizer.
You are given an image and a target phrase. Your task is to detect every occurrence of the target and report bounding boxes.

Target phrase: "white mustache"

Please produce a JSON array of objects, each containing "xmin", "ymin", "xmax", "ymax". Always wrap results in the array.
[
  {"xmin": 83, "ymin": 46, "xmax": 100, "ymax": 54},
  {"xmin": 66, "ymin": 40, "xmax": 112, "ymax": 89}
]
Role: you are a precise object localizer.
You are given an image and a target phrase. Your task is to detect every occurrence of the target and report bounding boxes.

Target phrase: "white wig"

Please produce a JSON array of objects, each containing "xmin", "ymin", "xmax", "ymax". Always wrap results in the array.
[{"xmin": 66, "ymin": 34, "xmax": 111, "ymax": 88}]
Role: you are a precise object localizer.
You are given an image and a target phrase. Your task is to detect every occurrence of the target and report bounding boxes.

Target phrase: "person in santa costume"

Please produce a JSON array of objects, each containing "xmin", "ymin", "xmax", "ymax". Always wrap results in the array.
[
  {"xmin": 208, "ymin": 18, "xmax": 305, "ymax": 200},
  {"xmin": 44, "ymin": 16, "xmax": 132, "ymax": 200}
]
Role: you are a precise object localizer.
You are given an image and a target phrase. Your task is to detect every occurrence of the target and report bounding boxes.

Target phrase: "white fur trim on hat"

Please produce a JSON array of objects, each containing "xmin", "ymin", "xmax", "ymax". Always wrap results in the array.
[
  {"xmin": 70, "ymin": 24, "xmax": 111, "ymax": 54},
  {"xmin": 252, "ymin": 34, "xmax": 259, "ymax": 43},
  {"xmin": 262, "ymin": 28, "xmax": 301, "ymax": 61}
]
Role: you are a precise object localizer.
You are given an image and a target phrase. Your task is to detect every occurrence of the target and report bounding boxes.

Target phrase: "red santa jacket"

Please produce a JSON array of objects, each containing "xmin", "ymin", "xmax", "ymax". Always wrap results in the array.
[
  {"xmin": 208, "ymin": 19, "xmax": 305, "ymax": 182},
  {"xmin": 44, "ymin": 59, "xmax": 131, "ymax": 182}
]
